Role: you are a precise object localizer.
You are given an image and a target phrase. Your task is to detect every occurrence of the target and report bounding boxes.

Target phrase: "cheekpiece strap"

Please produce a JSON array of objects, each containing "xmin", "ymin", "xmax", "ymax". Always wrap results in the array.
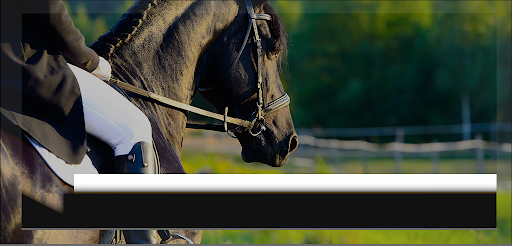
[{"xmin": 245, "ymin": 1, "xmax": 272, "ymax": 21}]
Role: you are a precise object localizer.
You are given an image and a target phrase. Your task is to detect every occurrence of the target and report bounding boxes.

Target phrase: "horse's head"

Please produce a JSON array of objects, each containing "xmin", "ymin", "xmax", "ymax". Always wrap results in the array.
[{"xmin": 196, "ymin": 0, "xmax": 298, "ymax": 167}]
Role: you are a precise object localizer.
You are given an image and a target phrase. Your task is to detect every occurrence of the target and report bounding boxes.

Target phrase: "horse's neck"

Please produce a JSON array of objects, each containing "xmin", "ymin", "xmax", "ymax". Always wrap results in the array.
[{"xmin": 105, "ymin": 0, "xmax": 238, "ymax": 154}]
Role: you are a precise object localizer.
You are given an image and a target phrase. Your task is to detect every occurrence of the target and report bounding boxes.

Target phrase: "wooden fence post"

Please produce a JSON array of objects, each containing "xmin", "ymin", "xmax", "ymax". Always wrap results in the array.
[
  {"xmin": 432, "ymin": 139, "xmax": 440, "ymax": 174},
  {"xmin": 461, "ymin": 94, "xmax": 472, "ymax": 141},
  {"xmin": 476, "ymin": 133, "xmax": 484, "ymax": 174},
  {"xmin": 331, "ymin": 147, "xmax": 340, "ymax": 165},
  {"xmin": 360, "ymin": 139, "xmax": 368, "ymax": 173},
  {"xmin": 490, "ymin": 123, "xmax": 498, "ymax": 160},
  {"xmin": 394, "ymin": 127, "xmax": 404, "ymax": 174}
]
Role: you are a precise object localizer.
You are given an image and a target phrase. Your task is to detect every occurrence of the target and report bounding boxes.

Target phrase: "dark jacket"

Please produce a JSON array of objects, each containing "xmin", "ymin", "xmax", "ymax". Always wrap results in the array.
[{"xmin": 1, "ymin": 0, "xmax": 99, "ymax": 164}]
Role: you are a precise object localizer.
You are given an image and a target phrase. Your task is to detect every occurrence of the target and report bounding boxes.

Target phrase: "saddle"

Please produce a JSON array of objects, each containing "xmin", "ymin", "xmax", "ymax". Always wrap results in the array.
[{"xmin": 23, "ymin": 126, "xmax": 118, "ymax": 186}]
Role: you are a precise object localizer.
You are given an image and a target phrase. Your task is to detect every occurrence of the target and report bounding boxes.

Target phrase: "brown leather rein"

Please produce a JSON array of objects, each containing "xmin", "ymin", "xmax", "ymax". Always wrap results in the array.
[{"xmin": 108, "ymin": 79, "xmax": 290, "ymax": 137}]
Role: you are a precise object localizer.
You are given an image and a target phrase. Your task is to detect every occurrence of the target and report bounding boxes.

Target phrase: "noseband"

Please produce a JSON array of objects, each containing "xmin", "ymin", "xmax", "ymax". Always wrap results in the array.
[
  {"xmin": 108, "ymin": 0, "xmax": 289, "ymax": 138},
  {"xmin": 197, "ymin": 0, "xmax": 290, "ymax": 137}
]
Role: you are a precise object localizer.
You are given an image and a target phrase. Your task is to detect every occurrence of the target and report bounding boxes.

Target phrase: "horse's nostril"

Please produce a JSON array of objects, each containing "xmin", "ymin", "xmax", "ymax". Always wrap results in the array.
[{"xmin": 289, "ymin": 135, "xmax": 299, "ymax": 153}]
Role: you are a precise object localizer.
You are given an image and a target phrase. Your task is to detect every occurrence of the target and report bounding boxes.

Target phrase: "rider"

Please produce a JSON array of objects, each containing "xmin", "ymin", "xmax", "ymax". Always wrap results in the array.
[{"xmin": 1, "ymin": 0, "xmax": 159, "ymax": 243}]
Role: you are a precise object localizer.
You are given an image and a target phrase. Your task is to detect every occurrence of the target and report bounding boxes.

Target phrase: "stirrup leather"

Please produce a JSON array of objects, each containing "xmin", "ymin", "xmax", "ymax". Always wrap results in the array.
[{"xmin": 115, "ymin": 141, "xmax": 158, "ymax": 174}]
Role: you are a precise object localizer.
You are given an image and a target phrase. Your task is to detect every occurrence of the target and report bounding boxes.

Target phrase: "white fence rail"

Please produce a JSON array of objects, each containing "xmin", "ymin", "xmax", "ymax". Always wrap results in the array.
[
  {"xmin": 294, "ymin": 134, "xmax": 510, "ymax": 174},
  {"xmin": 293, "ymin": 122, "xmax": 511, "ymax": 173},
  {"xmin": 298, "ymin": 135, "xmax": 512, "ymax": 153}
]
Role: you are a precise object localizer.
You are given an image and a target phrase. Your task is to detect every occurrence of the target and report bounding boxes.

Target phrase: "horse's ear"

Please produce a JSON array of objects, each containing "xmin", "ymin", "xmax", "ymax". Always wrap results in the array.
[{"xmin": 251, "ymin": 0, "xmax": 268, "ymax": 7}]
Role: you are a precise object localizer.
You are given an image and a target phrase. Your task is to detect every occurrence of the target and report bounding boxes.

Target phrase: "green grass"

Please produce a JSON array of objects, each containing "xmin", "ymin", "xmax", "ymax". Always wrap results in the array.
[
  {"xmin": 181, "ymin": 152, "xmax": 285, "ymax": 174},
  {"xmin": 330, "ymin": 158, "xmax": 504, "ymax": 174},
  {"xmin": 182, "ymin": 151, "xmax": 510, "ymax": 176},
  {"xmin": 201, "ymin": 229, "xmax": 498, "ymax": 244},
  {"xmin": 180, "ymin": 151, "xmax": 511, "ymax": 244}
]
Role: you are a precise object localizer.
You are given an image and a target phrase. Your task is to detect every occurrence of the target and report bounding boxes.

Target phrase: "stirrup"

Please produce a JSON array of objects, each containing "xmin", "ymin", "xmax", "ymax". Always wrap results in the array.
[
  {"xmin": 115, "ymin": 141, "xmax": 158, "ymax": 174},
  {"xmin": 158, "ymin": 230, "xmax": 195, "ymax": 244}
]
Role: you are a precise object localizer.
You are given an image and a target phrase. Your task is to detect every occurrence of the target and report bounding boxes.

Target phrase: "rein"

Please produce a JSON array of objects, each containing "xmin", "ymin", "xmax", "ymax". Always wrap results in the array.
[
  {"xmin": 108, "ymin": 0, "xmax": 290, "ymax": 138},
  {"xmin": 109, "ymin": 78, "xmax": 289, "ymax": 135}
]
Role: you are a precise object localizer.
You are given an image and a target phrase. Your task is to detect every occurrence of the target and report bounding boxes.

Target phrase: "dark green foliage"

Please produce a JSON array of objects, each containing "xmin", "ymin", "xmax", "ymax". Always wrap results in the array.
[{"xmin": 274, "ymin": 1, "xmax": 510, "ymax": 143}]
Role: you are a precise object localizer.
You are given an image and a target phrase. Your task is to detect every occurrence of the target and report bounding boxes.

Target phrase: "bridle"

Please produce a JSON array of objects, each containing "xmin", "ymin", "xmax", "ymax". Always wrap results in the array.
[
  {"xmin": 197, "ymin": 0, "xmax": 290, "ymax": 137},
  {"xmin": 108, "ymin": 0, "xmax": 290, "ymax": 138}
]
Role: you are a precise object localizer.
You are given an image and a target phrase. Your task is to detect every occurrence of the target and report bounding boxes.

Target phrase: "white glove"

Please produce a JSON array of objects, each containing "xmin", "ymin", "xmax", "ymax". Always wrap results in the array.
[{"xmin": 91, "ymin": 56, "xmax": 112, "ymax": 81}]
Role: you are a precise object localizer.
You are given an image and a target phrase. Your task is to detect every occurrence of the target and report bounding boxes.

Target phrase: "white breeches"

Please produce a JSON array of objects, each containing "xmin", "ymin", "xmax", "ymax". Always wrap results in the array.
[{"xmin": 67, "ymin": 63, "xmax": 153, "ymax": 156}]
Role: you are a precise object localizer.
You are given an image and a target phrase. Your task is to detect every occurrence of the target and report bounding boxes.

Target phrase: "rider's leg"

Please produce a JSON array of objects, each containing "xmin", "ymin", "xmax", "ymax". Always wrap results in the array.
[
  {"xmin": 68, "ymin": 63, "xmax": 160, "ymax": 243},
  {"xmin": 67, "ymin": 63, "xmax": 157, "ymax": 174}
]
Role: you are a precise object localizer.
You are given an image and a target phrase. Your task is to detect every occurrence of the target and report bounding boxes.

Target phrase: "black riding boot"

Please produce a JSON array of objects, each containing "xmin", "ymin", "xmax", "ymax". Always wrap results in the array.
[
  {"xmin": 115, "ymin": 141, "xmax": 158, "ymax": 174},
  {"xmin": 115, "ymin": 142, "xmax": 160, "ymax": 244},
  {"xmin": 115, "ymin": 142, "xmax": 159, "ymax": 244}
]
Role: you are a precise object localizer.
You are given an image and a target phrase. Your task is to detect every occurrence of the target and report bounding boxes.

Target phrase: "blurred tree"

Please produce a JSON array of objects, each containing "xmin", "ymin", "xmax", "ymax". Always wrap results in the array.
[
  {"xmin": 65, "ymin": 1, "xmax": 135, "ymax": 45},
  {"xmin": 274, "ymin": 1, "xmax": 508, "ymax": 142}
]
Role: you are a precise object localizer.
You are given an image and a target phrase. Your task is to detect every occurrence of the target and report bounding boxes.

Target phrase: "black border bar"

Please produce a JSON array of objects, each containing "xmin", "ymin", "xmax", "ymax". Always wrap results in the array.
[{"xmin": 23, "ymin": 193, "xmax": 496, "ymax": 229}]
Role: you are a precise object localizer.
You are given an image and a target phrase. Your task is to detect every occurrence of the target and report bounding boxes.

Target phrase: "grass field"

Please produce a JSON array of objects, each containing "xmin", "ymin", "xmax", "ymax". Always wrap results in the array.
[
  {"xmin": 181, "ymin": 150, "xmax": 510, "ymax": 176},
  {"xmin": 180, "ymin": 150, "xmax": 511, "ymax": 244}
]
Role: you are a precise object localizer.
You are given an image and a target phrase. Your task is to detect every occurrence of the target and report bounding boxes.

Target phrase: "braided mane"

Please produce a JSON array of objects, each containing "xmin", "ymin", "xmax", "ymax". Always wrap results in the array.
[
  {"xmin": 91, "ymin": 0, "xmax": 288, "ymax": 62},
  {"xmin": 90, "ymin": 0, "xmax": 158, "ymax": 58}
]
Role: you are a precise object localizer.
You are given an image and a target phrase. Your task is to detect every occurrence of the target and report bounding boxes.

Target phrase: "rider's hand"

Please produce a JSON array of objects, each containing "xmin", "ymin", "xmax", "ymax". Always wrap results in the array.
[{"xmin": 91, "ymin": 56, "xmax": 112, "ymax": 81}]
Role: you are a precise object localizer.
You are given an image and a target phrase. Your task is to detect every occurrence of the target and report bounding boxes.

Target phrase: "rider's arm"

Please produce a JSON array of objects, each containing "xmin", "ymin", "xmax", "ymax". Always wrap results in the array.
[{"xmin": 35, "ymin": 0, "xmax": 100, "ymax": 73}]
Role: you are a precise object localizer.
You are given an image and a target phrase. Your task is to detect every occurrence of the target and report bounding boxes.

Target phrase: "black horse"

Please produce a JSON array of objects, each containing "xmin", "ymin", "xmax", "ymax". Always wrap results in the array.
[{"xmin": 0, "ymin": 0, "xmax": 297, "ymax": 243}]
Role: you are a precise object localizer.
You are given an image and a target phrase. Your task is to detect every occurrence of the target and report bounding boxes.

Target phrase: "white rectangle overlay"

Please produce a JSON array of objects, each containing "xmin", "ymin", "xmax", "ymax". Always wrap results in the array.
[{"xmin": 74, "ymin": 174, "xmax": 496, "ymax": 193}]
